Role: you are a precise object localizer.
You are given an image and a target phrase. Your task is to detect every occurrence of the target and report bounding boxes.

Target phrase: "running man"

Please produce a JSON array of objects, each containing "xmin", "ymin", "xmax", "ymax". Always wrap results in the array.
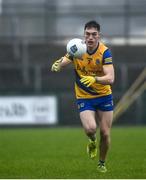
[{"xmin": 51, "ymin": 20, "xmax": 115, "ymax": 173}]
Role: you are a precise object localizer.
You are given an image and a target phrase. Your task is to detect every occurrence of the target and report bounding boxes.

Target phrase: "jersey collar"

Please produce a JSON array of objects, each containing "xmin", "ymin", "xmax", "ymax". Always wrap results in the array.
[{"xmin": 87, "ymin": 42, "xmax": 99, "ymax": 55}]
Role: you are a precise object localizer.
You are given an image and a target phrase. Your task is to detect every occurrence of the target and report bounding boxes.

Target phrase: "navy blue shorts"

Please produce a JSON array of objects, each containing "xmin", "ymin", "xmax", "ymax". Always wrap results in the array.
[{"xmin": 76, "ymin": 94, "xmax": 114, "ymax": 112}]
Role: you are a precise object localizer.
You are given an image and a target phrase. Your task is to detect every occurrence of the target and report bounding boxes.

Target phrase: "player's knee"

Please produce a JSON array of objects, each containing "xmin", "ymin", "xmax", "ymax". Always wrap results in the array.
[
  {"xmin": 85, "ymin": 124, "xmax": 97, "ymax": 135},
  {"xmin": 100, "ymin": 129, "xmax": 110, "ymax": 140}
]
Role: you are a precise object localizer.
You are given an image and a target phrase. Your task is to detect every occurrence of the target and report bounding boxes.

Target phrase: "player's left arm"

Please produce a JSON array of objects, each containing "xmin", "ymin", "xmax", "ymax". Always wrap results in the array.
[
  {"xmin": 95, "ymin": 64, "xmax": 115, "ymax": 85},
  {"xmin": 95, "ymin": 48, "xmax": 115, "ymax": 85}
]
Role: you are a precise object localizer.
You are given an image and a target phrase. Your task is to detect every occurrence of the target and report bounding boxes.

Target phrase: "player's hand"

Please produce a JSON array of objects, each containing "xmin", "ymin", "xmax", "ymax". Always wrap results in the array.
[
  {"xmin": 51, "ymin": 59, "xmax": 62, "ymax": 72},
  {"xmin": 80, "ymin": 75, "xmax": 96, "ymax": 87}
]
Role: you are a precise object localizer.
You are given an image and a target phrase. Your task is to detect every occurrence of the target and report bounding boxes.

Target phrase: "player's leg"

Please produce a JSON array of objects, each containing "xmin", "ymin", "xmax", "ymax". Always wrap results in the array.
[
  {"xmin": 97, "ymin": 110, "xmax": 113, "ymax": 172},
  {"xmin": 80, "ymin": 110, "xmax": 97, "ymax": 140},
  {"xmin": 80, "ymin": 110, "xmax": 97, "ymax": 159}
]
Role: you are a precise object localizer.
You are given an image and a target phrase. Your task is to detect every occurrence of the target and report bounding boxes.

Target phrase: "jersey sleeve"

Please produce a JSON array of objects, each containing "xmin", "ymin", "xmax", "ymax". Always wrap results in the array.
[{"xmin": 102, "ymin": 49, "xmax": 113, "ymax": 65}]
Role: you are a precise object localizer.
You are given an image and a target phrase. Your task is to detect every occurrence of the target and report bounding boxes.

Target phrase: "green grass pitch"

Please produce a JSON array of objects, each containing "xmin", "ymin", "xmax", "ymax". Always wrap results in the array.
[{"xmin": 0, "ymin": 126, "xmax": 146, "ymax": 179}]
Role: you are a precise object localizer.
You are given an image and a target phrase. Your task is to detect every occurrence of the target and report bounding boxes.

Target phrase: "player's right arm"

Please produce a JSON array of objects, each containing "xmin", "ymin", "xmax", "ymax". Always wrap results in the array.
[{"xmin": 51, "ymin": 54, "xmax": 72, "ymax": 72}]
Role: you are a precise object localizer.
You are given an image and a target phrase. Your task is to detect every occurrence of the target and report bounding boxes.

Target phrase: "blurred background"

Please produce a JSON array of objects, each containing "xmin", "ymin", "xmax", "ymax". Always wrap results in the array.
[{"xmin": 0, "ymin": 0, "xmax": 146, "ymax": 126}]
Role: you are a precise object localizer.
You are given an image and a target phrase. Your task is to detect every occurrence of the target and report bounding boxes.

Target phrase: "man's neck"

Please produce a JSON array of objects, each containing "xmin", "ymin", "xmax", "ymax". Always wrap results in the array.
[{"xmin": 87, "ymin": 42, "xmax": 99, "ymax": 55}]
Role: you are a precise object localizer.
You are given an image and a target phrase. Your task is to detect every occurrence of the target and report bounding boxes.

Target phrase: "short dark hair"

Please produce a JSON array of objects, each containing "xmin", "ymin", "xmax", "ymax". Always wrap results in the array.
[{"xmin": 84, "ymin": 20, "xmax": 100, "ymax": 32}]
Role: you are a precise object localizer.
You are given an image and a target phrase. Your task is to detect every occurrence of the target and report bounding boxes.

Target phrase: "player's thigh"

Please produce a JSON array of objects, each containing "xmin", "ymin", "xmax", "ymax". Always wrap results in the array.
[
  {"xmin": 97, "ymin": 110, "xmax": 113, "ymax": 133},
  {"xmin": 80, "ymin": 110, "xmax": 97, "ymax": 131}
]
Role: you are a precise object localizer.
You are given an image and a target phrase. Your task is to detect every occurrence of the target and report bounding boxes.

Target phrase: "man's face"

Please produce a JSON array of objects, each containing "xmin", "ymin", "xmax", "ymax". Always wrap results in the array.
[{"xmin": 84, "ymin": 27, "xmax": 100, "ymax": 50}]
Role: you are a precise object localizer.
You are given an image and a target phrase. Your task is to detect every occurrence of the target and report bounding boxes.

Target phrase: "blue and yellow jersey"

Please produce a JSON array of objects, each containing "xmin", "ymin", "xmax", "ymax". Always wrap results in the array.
[{"xmin": 65, "ymin": 42, "xmax": 113, "ymax": 99}]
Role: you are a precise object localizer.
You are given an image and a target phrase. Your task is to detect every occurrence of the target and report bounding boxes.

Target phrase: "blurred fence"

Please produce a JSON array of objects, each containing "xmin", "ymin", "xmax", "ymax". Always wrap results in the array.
[{"xmin": 0, "ymin": 0, "xmax": 146, "ymax": 125}]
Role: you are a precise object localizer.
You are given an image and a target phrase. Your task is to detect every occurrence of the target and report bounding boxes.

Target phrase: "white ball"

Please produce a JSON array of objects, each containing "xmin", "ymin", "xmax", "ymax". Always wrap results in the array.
[{"xmin": 66, "ymin": 38, "xmax": 87, "ymax": 58}]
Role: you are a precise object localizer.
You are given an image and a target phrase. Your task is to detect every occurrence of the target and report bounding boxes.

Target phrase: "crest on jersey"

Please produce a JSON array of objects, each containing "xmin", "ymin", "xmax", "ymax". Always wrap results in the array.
[{"xmin": 96, "ymin": 59, "xmax": 100, "ymax": 64}]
